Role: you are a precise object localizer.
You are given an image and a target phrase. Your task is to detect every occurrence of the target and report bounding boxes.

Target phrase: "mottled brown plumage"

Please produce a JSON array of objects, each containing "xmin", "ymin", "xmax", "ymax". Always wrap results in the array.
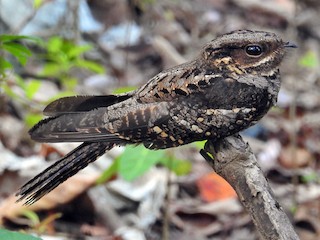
[{"xmin": 17, "ymin": 30, "xmax": 296, "ymax": 204}]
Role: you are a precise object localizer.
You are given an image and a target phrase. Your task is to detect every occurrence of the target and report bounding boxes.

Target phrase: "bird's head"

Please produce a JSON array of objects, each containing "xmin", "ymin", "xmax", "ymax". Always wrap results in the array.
[{"xmin": 202, "ymin": 30, "xmax": 296, "ymax": 76}]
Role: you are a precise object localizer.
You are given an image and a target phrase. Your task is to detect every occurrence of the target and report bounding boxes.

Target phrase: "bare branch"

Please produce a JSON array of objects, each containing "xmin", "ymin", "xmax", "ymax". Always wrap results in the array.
[{"xmin": 201, "ymin": 135, "xmax": 299, "ymax": 240}]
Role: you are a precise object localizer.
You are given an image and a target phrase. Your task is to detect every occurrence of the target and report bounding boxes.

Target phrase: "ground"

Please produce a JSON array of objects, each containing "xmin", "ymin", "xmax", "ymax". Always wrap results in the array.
[{"xmin": 0, "ymin": 0, "xmax": 320, "ymax": 239}]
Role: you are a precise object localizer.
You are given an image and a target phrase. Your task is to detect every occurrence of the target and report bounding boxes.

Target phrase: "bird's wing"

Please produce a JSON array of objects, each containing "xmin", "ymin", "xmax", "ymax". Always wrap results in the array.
[
  {"xmin": 44, "ymin": 93, "xmax": 133, "ymax": 116},
  {"xmin": 135, "ymin": 59, "xmax": 221, "ymax": 103},
  {"xmin": 30, "ymin": 99, "xmax": 171, "ymax": 143},
  {"xmin": 32, "ymin": 60, "xmax": 218, "ymax": 143}
]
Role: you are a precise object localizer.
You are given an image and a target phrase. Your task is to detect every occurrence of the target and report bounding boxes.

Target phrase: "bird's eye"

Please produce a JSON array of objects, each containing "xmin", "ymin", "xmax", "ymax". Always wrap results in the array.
[{"xmin": 245, "ymin": 45, "xmax": 263, "ymax": 56}]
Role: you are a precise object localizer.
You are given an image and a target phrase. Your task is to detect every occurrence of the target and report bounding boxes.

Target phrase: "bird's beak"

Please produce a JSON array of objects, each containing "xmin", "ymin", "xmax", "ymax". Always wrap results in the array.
[{"xmin": 284, "ymin": 42, "xmax": 298, "ymax": 48}]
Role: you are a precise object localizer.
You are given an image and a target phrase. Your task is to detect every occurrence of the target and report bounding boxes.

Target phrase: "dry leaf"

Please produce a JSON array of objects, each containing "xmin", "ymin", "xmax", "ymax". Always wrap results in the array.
[
  {"xmin": 279, "ymin": 146, "xmax": 314, "ymax": 169},
  {"xmin": 196, "ymin": 173, "xmax": 237, "ymax": 202},
  {"xmin": 0, "ymin": 173, "xmax": 99, "ymax": 224}
]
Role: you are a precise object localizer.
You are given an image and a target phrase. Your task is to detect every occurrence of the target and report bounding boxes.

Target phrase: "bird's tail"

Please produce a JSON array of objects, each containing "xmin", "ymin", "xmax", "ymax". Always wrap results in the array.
[{"xmin": 16, "ymin": 141, "xmax": 114, "ymax": 205}]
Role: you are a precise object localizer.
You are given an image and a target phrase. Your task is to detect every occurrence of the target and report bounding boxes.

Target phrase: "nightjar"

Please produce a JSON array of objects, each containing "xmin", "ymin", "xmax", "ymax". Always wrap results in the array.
[{"xmin": 17, "ymin": 30, "xmax": 296, "ymax": 204}]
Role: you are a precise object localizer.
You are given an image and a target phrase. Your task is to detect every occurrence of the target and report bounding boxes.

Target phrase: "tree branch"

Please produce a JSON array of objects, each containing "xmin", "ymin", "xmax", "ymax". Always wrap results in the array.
[{"xmin": 200, "ymin": 134, "xmax": 299, "ymax": 240}]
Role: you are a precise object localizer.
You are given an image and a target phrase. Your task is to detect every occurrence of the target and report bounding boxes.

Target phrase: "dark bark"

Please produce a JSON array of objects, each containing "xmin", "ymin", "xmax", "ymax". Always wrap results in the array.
[{"xmin": 200, "ymin": 134, "xmax": 299, "ymax": 240}]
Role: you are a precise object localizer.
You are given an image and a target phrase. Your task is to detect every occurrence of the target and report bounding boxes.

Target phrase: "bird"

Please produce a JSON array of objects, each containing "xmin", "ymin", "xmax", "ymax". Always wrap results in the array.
[{"xmin": 16, "ymin": 30, "xmax": 296, "ymax": 204}]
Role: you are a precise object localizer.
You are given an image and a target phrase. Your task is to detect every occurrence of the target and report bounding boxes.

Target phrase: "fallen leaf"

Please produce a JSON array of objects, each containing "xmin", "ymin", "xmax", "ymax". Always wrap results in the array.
[
  {"xmin": 0, "ymin": 173, "xmax": 99, "ymax": 224},
  {"xmin": 279, "ymin": 146, "xmax": 314, "ymax": 169},
  {"xmin": 196, "ymin": 173, "xmax": 237, "ymax": 202}
]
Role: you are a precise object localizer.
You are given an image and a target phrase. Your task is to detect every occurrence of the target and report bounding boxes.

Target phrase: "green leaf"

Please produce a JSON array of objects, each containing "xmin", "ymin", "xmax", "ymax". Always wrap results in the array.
[
  {"xmin": 15, "ymin": 75, "xmax": 27, "ymax": 89},
  {"xmin": 0, "ymin": 57, "xmax": 13, "ymax": 72},
  {"xmin": 0, "ymin": 228, "xmax": 41, "ymax": 240},
  {"xmin": 75, "ymin": 59, "xmax": 105, "ymax": 74},
  {"xmin": 301, "ymin": 172, "xmax": 318, "ymax": 183},
  {"xmin": 119, "ymin": 145, "xmax": 165, "ymax": 181},
  {"xmin": 96, "ymin": 158, "xmax": 119, "ymax": 184},
  {"xmin": 0, "ymin": 35, "xmax": 41, "ymax": 44},
  {"xmin": 2, "ymin": 42, "xmax": 32, "ymax": 65},
  {"xmin": 21, "ymin": 210, "xmax": 40, "ymax": 225},
  {"xmin": 159, "ymin": 157, "xmax": 192, "ymax": 176},
  {"xmin": 2, "ymin": 84, "xmax": 18, "ymax": 99},
  {"xmin": 67, "ymin": 45, "xmax": 92, "ymax": 58},
  {"xmin": 42, "ymin": 63, "xmax": 63, "ymax": 75},
  {"xmin": 25, "ymin": 113, "xmax": 43, "ymax": 127},
  {"xmin": 112, "ymin": 86, "xmax": 137, "ymax": 94},
  {"xmin": 63, "ymin": 77, "xmax": 78, "ymax": 90},
  {"xmin": 47, "ymin": 37, "xmax": 63, "ymax": 53},
  {"xmin": 193, "ymin": 140, "xmax": 206, "ymax": 149},
  {"xmin": 33, "ymin": 0, "xmax": 43, "ymax": 8},
  {"xmin": 25, "ymin": 80, "xmax": 41, "ymax": 99},
  {"xmin": 299, "ymin": 51, "xmax": 318, "ymax": 68},
  {"xmin": 289, "ymin": 205, "xmax": 298, "ymax": 214}
]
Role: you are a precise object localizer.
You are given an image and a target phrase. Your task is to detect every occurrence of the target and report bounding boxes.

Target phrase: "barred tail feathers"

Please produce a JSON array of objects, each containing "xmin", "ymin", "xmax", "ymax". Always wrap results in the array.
[{"xmin": 16, "ymin": 142, "xmax": 114, "ymax": 204}]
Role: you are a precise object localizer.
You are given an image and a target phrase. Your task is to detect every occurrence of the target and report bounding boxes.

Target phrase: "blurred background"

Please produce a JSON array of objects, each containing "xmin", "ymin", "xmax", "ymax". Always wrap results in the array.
[{"xmin": 0, "ymin": 0, "xmax": 319, "ymax": 239}]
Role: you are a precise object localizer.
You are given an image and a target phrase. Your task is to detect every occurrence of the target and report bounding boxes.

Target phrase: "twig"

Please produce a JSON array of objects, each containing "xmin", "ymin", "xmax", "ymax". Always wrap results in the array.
[
  {"xmin": 151, "ymin": 36, "xmax": 186, "ymax": 66},
  {"xmin": 67, "ymin": 0, "xmax": 81, "ymax": 43},
  {"xmin": 201, "ymin": 134, "xmax": 299, "ymax": 240}
]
